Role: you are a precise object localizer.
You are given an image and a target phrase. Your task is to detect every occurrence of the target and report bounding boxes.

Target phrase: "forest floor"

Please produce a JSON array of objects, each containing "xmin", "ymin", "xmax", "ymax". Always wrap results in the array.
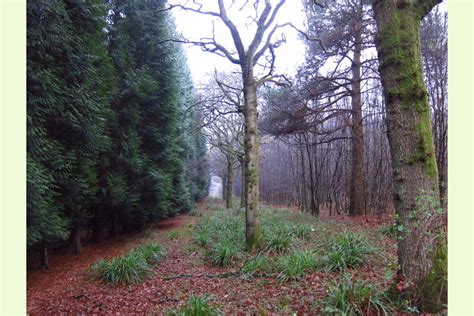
[{"xmin": 27, "ymin": 200, "xmax": 399, "ymax": 315}]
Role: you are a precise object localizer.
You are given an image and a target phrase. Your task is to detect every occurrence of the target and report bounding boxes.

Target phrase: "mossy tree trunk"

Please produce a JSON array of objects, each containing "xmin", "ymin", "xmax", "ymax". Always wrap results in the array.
[
  {"xmin": 372, "ymin": 0, "xmax": 444, "ymax": 306},
  {"xmin": 226, "ymin": 157, "xmax": 234, "ymax": 209},
  {"xmin": 349, "ymin": 8, "xmax": 366, "ymax": 216},
  {"xmin": 242, "ymin": 64, "xmax": 262, "ymax": 250},
  {"xmin": 240, "ymin": 160, "xmax": 246, "ymax": 208}
]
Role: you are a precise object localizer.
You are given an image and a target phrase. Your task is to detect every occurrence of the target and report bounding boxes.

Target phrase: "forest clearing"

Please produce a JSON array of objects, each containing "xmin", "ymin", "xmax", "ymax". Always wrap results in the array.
[
  {"xmin": 28, "ymin": 200, "xmax": 404, "ymax": 314},
  {"xmin": 24, "ymin": 0, "xmax": 448, "ymax": 314}
]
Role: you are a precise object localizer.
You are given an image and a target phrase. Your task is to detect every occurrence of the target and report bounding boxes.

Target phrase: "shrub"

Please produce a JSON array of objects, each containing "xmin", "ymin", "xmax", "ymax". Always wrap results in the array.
[
  {"xmin": 276, "ymin": 250, "xmax": 318, "ymax": 282},
  {"xmin": 89, "ymin": 242, "xmax": 164, "ymax": 285},
  {"xmin": 322, "ymin": 273, "xmax": 393, "ymax": 315},
  {"xmin": 326, "ymin": 232, "xmax": 374, "ymax": 271},
  {"xmin": 241, "ymin": 255, "xmax": 271, "ymax": 277},
  {"xmin": 168, "ymin": 295, "xmax": 221, "ymax": 316}
]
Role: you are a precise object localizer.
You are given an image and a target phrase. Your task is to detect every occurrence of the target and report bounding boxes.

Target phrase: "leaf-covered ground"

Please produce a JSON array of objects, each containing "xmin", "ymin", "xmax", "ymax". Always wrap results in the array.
[{"xmin": 27, "ymin": 200, "xmax": 398, "ymax": 314}]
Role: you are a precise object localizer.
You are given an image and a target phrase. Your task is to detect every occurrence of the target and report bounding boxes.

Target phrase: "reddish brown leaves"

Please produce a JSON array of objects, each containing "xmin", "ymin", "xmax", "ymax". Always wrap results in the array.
[{"xmin": 27, "ymin": 206, "xmax": 397, "ymax": 314}]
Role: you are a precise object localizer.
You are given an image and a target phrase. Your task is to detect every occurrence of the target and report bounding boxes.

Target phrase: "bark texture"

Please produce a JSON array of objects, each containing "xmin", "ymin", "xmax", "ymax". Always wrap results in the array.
[
  {"xmin": 69, "ymin": 221, "xmax": 82, "ymax": 255},
  {"xmin": 40, "ymin": 241, "xmax": 49, "ymax": 270},
  {"xmin": 373, "ymin": 0, "xmax": 444, "ymax": 303},
  {"xmin": 240, "ymin": 161, "xmax": 246, "ymax": 208},
  {"xmin": 226, "ymin": 158, "xmax": 234, "ymax": 209},
  {"xmin": 242, "ymin": 66, "xmax": 262, "ymax": 250},
  {"xmin": 109, "ymin": 211, "xmax": 118, "ymax": 238}
]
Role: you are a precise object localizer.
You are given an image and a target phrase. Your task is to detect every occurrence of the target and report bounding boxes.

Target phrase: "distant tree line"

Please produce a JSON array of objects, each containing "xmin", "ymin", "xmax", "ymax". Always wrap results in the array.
[
  {"xmin": 27, "ymin": 0, "xmax": 209, "ymax": 268},
  {"xmin": 234, "ymin": 1, "xmax": 447, "ymax": 217}
]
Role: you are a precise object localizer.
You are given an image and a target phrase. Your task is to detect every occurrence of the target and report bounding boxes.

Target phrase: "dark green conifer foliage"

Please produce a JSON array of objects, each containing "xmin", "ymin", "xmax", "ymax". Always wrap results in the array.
[
  {"xmin": 27, "ymin": 0, "xmax": 209, "ymax": 262},
  {"xmin": 27, "ymin": 0, "xmax": 71, "ymax": 251},
  {"xmin": 106, "ymin": 0, "xmax": 209, "ymax": 227},
  {"xmin": 28, "ymin": 0, "xmax": 118, "ymax": 253}
]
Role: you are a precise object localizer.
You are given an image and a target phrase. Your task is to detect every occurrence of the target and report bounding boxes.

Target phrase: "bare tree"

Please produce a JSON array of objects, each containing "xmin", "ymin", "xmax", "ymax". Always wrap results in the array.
[{"xmin": 164, "ymin": 0, "xmax": 291, "ymax": 249}]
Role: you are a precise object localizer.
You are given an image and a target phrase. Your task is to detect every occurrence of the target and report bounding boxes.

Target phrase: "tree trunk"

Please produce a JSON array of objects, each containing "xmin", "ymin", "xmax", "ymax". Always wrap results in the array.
[
  {"xmin": 298, "ymin": 137, "xmax": 309, "ymax": 212},
  {"xmin": 109, "ymin": 210, "xmax": 119, "ymax": 239},
  {"xmin": 69, "ymin": 221, "xmax": 81, "ymax": 255},
  {"xmin": 304, "ymin": 134, "xmax": 319, "ymax": 216},
  {"xmin": 373, "ymin": 0, "xmax": 444, "ymax": 304},
  {"xmin": 40, "ymin": 241, "xmax": 49, "ymax": 270},
  {"xmin": 240, "ymin": 161, "xmax": 246, "ymax": 208},
  {"xmin": 91, "ymin": 204, "xmax": 105, "ymax": 244},
  {"xmin": 242, "ymin": 66, "xmax": 262, "ymax": 250},
  {"xmin": 226, "ymin": 157, "xmax": 234, "ymax": 209},
  {"xmin": 222, "ymin": 175, "xmax": 227, "ymax": 200},
  {"xmin": 437, "ymin": 149, "xmax": 447, "ymax": 207},
  {"xmin": 349, "ymin": 9, "xmax": 366, "ymax": 216}
]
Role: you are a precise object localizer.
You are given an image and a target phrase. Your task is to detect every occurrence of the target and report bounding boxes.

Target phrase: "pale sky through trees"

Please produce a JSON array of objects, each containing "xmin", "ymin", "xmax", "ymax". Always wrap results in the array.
[
  {"xmin": 170, "ymin": 0, "xmax": 307, "ymax": 84},
  {"xmin": 171, "ymin": 0, "xmax": 447, "ymax": 84}
]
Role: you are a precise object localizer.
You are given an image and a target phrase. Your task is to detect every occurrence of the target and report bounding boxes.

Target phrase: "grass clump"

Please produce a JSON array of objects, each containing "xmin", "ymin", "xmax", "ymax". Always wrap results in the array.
[
  {"xmin": 263, "ymin": 230, "xmax": 293, "ymax": 254},
  {"xmin": 276, "ymin": 250, "xmax": 318, "ymax": 282},
  {"xmin": 195, "ymin": 231, "xmax": 209, "ymax": 247},
  {"xmin": 168, "ymin": 295, "xmax": 221, "ymax": 316},
  {"xmin": 241, "ymin": 255, "xmax": 271, "ymax": 277},
  {"xmin": 325, "ymin": 232, "xmax": 374, "ymax": 271},
  {"xmin": 207, "ymin": 241, "xmax": 241, "ymax": 267},
  {"xmin": 89, "ymin": 253, "xmax": 150, "ymax": 285},
  {"xmin": 322, "ymin": 273, "xmax": 393, "ymax": 315},
  {"xmin": 89, "ymin": 242, "xmax": 164, "ymax": 285},
  {"xmin": 260, "ymin": 211, "xmax": 311, "ymax": 253}
]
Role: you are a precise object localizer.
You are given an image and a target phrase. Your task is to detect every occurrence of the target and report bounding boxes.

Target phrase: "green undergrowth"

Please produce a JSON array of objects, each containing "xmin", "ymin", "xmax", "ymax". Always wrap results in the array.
[
  {"xmin": 172, "ymin": 202, "xmax": 439, "ymax": 313},
  {"xmin": 276, "ymin": 250, "xmax": 320, "ymax": 282},
  {"xmin": 88, "ymin": 242, "xmax": 165, "ymax": 285},
  {"xmin": 324, "ymin": 231, "xmax": 375, "ymax": 271},
  {"xmin": 194, "ymin": 204, "xmax": 382, "ymax": 281},
  {"xmin": 241, "ymin": 255, "xmax": 271, "ymax": 277},
  {"xmin": 321, "ymin": 272, "xmax": 393, "ymax": 315}
]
